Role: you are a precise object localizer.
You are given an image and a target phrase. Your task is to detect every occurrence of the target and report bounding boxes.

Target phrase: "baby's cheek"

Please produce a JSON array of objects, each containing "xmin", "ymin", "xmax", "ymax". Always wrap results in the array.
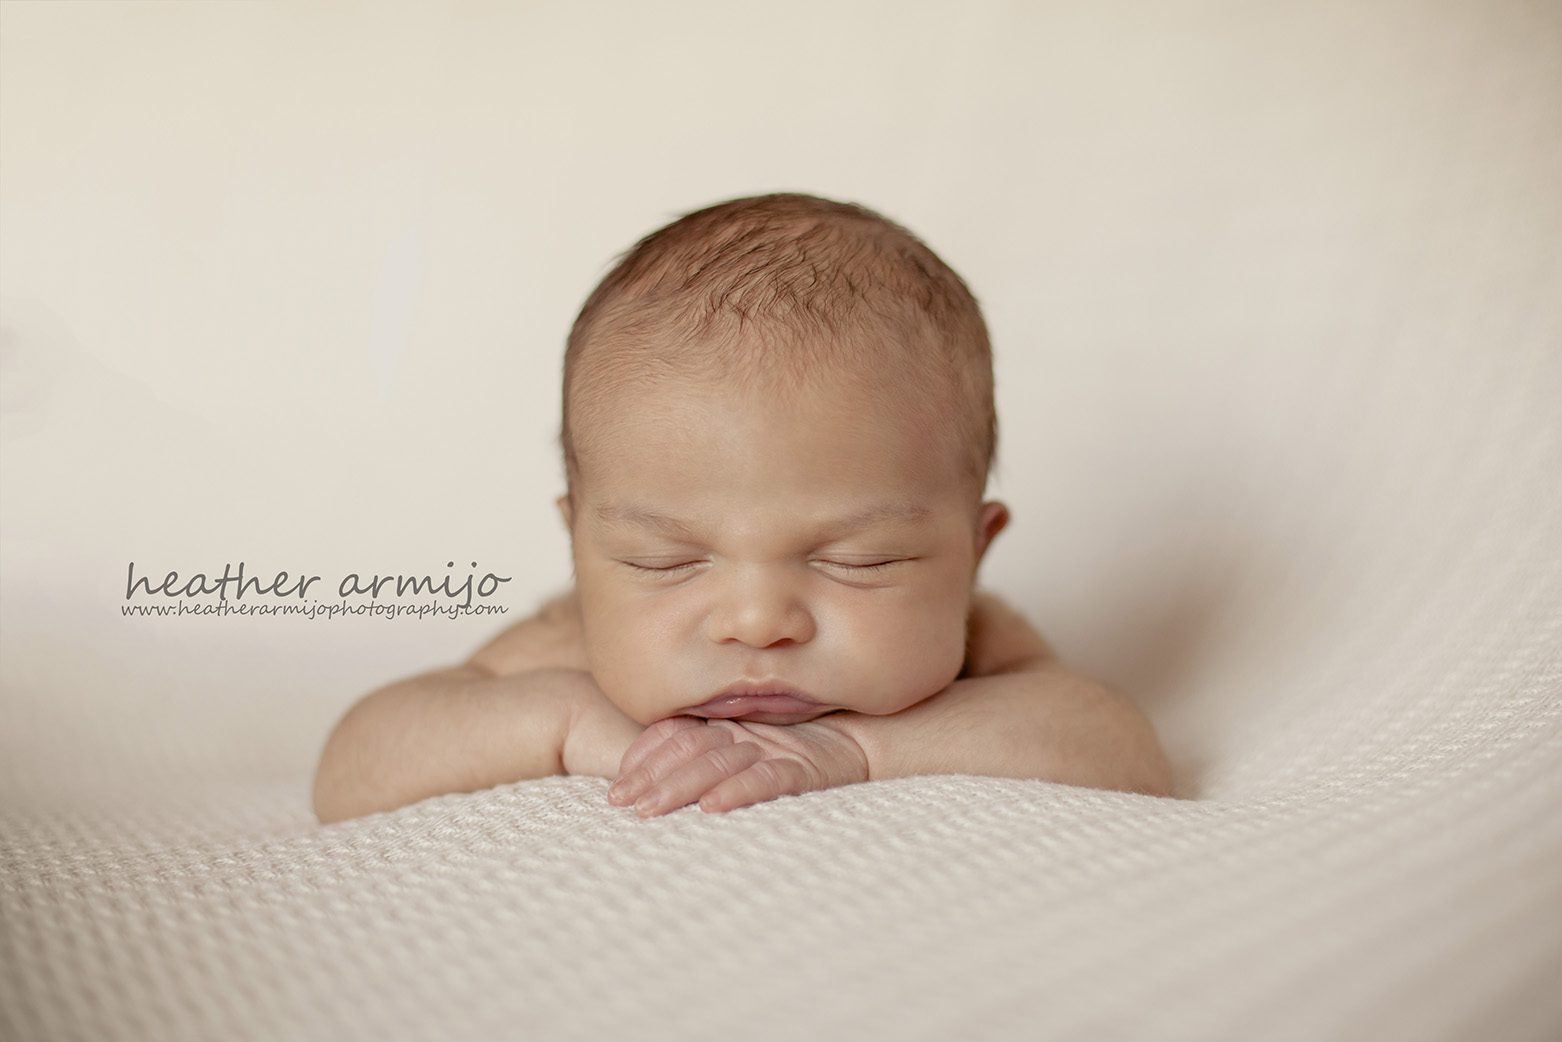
[
  {"xmin": 849, "ymin": 610, "xmax": 966, "ymax": 710},
  {"xmin": 586, "ymin": 629, "xmax": 685, "ymax": 725},
  {"xmin": 588, "ymin": 665, "xmax": 659, "ymax": 726}
]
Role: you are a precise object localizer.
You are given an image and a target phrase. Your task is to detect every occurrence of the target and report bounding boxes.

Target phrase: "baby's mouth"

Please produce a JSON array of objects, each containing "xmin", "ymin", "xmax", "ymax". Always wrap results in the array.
[{"xmin": 688, "ymin": 694, "xmax": 817, "ymax": 719}]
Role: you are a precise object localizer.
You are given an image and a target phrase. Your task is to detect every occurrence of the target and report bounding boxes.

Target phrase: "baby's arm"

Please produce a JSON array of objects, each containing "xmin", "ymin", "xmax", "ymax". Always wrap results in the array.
[
  {"xmin": 312, "ymin": 665, "xmax": 589, "ymax": 823},
  {"xmin": 610, "ymin": 590, "xmax": 1174, "ymax": 816},
  {"xmin": 826, "ymin": 592, "xmax": 1174, "ymax": 797},
  {"xmin": 311, "ymin": 589, "xmax": 639, "ymax": 823}
]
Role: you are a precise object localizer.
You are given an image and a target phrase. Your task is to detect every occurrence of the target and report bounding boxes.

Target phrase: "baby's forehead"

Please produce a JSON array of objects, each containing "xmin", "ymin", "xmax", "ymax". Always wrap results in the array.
[
  {"xmin": 579, "ymin": 490, "xmax": 977, "ymax": 552},
  {"xmin": 587, "ymin": 351, "xmax": 941, "ymax": 418},
  {"xmin": 590, "ymin": 496, "xmax": 938, "ymax": 532}
]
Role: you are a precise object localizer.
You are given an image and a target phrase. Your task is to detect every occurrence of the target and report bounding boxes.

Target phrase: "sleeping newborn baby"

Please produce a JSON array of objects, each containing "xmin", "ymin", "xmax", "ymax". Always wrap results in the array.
[{"xmin": 312, "ymin": 192, "xmax": 1173, "ymax": 824}]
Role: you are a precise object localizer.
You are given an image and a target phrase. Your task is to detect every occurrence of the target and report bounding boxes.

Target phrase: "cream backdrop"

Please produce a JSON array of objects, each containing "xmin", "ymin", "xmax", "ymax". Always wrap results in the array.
[
  {"xmin": 2, "ymin": 0, "xmax": 1555, "ymax": 798},
  {"xmin": 2, "ymin": 2, "xmax": 1560, "ymax": 1039}
]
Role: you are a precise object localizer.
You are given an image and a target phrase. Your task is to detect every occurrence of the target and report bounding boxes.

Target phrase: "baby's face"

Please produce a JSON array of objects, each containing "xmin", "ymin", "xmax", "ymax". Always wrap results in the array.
[{"xmin": 560, "ymin": 372, "xmax": 1007, "ymax": 727}]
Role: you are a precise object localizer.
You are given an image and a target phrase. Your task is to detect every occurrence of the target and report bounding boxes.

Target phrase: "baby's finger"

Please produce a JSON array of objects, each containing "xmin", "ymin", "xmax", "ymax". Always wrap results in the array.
[
  {"xmin": 617, "ymin": 715, "xmax": 703, "ymax": 778},
  {"xmin": 611, "ymin": 721, "xmax": 733, "ymax": 806},
  {"xmin": 633, "ymin": 741, "xmax": 765, "ymax": 818},
  {"xmin": 698, "ymin": 757, "xmax": 812, "ymax": 813}
]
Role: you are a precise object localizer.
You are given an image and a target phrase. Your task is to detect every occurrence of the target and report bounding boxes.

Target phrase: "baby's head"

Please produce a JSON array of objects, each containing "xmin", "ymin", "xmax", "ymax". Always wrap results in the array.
[{"xmin": 554, "ymin": 192, "xmax": 1009, "ymax": 726}]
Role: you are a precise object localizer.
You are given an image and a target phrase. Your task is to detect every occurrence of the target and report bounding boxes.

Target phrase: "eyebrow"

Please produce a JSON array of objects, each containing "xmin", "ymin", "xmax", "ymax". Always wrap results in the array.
[{"xmin": 593, "ymin": 501, "xmax": 934, "ymax": 539}]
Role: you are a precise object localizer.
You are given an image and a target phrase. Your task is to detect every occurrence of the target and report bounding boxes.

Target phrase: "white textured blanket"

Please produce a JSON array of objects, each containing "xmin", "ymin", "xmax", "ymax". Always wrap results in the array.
[{"xmin": 2, "ymin": 2, "xmax": 1559, "ymax": 1040}]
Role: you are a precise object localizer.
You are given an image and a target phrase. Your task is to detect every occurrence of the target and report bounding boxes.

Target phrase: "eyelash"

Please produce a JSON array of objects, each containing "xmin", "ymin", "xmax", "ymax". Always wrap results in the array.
[{"xmin": 624, "ymin": 560, "xmax": 904, "ymax": 576}]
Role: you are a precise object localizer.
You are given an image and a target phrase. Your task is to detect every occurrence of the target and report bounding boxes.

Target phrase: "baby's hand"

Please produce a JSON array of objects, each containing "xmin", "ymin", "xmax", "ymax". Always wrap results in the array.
[{"xmin": 606, "ymin": 714, "xmax": 869, "ymax": 817}]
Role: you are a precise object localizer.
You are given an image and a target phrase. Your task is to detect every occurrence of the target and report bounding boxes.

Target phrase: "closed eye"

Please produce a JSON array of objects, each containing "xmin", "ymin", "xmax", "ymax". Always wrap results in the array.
[
  {"xmin": 819, "ymin": 560, "xmax": 905, "ymax": 574},
  {"xmin": 620, "ymin": 560, "xmax": 909, "ymax": 576},
  {"xmin": 624, "ymin": 561, "xmax": 700, "ymax": 575}
]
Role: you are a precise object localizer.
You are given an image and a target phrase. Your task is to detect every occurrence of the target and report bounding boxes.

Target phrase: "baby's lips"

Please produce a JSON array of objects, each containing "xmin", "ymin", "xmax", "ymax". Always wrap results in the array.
[{"xmin": 687, "ymin": 694, "xmax": 821, "ymax": 719}]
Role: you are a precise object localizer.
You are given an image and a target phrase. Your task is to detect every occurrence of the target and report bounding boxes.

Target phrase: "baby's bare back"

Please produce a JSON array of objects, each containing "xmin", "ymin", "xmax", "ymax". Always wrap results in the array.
[{"xmin": 467, "ymin": 587, "xmax": 591, "ymax": 677}]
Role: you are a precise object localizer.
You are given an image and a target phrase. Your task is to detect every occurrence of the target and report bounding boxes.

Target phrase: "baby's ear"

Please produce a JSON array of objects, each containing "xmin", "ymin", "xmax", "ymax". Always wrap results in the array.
[
  {"xmin": 975, "ymin": 501, "xmax": 1010, "ymax": 563},
  {"xmin": 555, "ymin": 493, "xmax": 575, "ymax": 532}
]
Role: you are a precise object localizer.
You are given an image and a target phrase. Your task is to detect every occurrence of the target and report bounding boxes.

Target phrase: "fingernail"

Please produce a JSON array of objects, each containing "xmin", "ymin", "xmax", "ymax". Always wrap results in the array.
[{"xmin": 634, "ymin": 796, "xmax": 663, "ymax": 816}]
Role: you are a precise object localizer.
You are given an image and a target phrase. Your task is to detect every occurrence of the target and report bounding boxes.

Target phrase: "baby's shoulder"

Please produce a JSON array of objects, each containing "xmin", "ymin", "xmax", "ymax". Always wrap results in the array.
[
  {"xmin": 961, "ymin": 589, "xmax": 1056, "ymax": 678},
  {"xmin": 466, "ymin": 584, "xmax": 589, "ymax": 676}
]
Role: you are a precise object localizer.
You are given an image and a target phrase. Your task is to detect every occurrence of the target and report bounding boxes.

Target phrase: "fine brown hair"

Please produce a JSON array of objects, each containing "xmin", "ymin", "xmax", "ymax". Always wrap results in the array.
[{"xmin": 558, "ymin": 191, "xmax": 997, "ymax": 503}]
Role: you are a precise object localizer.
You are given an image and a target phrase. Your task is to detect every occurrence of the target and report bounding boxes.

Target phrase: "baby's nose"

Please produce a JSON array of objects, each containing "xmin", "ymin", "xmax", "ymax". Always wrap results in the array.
[{"xmin": 705, "ymin": 590, "xmax": 814, "ymax": 649}]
